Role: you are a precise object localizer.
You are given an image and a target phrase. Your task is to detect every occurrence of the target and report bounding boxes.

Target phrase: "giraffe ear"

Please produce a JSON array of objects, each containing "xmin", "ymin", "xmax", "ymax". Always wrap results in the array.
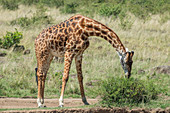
[
  {"xmin": 130, "ymin": 51, "xmax": 134, "ymax": 58},
  {"xmin": 125, "ymin": 52, "xmax": 130, "ymax": 60},
  {"xmin": 126, "ymin": 48, "xmax": 129, "ymax": 52}
]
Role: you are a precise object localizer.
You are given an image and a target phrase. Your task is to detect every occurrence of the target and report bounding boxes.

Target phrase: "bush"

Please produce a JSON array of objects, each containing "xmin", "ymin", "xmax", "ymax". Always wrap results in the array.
[
  {"xmin": 99, "ymin": 77, "xmax": 160, "ymax": 107},
  {"xmin": 10, "ymin": 17, "xmax": 31, "ymax": 28},
  {"xmin": 60, "ymin": 0, "xmax": 78, "ymax": 14},
  {"xmin": 40, "ymin": 0, "xmax": 64, "ymax": 8},
  {"xmin": 0, "ymin": 28, "xmax": 23, "ymax": 49},
  {"xmin": 0, "ymin": 0, "xmax": 19, "ymax": 10},
  {"xmin": 10, "ymin": 6, "xmax": 52, "ymax": 28},
  {"xmin": 99, "ymin": 3, "xmax": 121, "ymax": 17},
  {"xmin": 20, "ymin": 0, "xmax": 40, "ymax": 6},
  {"xmin": 127, "ymin": 0, "xmax": 170, "ymax": 20},
  {"xmin": 0, "ymin": 38, "xmax": 2, "ymax": 45},
  {"xmin": 119, "ymin": 11, "xmax": 133, "ymax": 30},
  {"xmin": 20, "ymin": 0, "xmax": 64, "ymax": 8}
]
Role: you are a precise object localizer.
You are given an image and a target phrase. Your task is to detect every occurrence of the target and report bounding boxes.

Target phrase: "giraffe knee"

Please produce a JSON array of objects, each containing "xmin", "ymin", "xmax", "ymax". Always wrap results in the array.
[
  {"xmin": 37, "ymin": 73, "xmax": 46, "ymax": 82},
  {"xmin": 62, "ymin": 76, "xmax": 69, "ymax": 83},
  {"xmin": 78, "ymin": 75, "xmax": 83, "ymax": 81}
]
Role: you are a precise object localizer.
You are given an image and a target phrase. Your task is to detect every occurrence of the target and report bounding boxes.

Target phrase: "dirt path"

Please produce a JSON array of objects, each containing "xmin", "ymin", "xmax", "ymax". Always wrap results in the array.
[{"xmin": 0, "ymin": 97, "xmax": 98, "ymax": 109}]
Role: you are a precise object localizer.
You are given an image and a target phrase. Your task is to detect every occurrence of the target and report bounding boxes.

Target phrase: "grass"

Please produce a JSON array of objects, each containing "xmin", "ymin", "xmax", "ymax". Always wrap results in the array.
[{"xmin": 0, "ymin": 3, "xmax": 170, "ymax": 109}]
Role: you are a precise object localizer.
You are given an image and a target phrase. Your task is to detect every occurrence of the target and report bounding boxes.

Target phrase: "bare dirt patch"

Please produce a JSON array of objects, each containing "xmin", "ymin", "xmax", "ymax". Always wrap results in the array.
[{"xmin": 0, "ymin": 97, "xmax": 98, "ymax": 109}]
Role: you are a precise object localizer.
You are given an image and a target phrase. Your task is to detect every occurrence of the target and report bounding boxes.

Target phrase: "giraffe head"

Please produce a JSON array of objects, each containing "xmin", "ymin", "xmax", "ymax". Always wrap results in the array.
[{"xmin": 118, "ymin": 49, "xmax": 134, "ymax": 78}]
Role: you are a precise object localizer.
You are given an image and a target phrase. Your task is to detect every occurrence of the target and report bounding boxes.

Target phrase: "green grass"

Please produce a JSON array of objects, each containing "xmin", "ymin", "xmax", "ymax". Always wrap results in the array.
[{"xmin": 0, "ymin": 2, "xmax": 170, "ymax": 109}]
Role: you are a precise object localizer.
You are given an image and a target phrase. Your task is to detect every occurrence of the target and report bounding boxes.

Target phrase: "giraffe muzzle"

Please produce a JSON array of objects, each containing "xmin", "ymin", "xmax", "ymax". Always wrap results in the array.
[{"xmin": 125, "ymin": 72, "xmax": 131, "ymax": 78}]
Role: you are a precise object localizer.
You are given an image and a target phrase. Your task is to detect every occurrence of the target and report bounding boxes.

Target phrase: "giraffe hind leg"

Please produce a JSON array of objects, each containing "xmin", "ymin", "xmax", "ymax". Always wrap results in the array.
[{"xmin": 75, "ymin": 53, "xmax": 89, "ymax": 105}]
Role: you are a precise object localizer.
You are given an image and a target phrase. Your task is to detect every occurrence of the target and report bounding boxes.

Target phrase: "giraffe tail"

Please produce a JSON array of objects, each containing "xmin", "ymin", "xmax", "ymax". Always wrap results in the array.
[{"xmin": 35, "ymin": 67, "xmax": 38, "ymax": 86}]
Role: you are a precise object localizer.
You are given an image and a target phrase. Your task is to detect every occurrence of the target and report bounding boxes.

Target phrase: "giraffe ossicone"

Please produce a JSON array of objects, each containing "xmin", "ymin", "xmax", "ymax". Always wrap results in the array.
[{"xmin": 35, "ymin": 14, "xmax": 134, "ymax": 107}]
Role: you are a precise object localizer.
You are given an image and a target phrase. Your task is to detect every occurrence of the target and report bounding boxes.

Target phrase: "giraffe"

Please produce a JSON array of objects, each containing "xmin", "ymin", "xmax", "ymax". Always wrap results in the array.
[{"xmin": 35, "ymin": 14, "xmax": 134, "ymax": 108}]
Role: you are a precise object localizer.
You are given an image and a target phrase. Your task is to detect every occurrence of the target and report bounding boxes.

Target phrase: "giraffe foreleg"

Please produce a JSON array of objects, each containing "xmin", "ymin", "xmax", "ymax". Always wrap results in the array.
[
  {"xmin": 36, "ymin": 53, "xmax": 53, "ymax": 108},
  {"xmin": 37, "ymin": 71, "xmax": 46, "ymax": 108},
  {"xmin": 75, "ymin": 54, "xmax": 89, "ymax": 105},
  {"xmin": 59, "ymin": 51, "xmax": 75, "ymax": 107}
]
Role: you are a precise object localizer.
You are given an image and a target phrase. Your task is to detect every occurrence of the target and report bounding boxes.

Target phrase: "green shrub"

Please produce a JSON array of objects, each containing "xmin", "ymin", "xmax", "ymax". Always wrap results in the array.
[
  {"xmin": 10, "ymin": 6, "xmax": 52, "ymax": 28},
  {"xmin": 0, "ymin": 0, "xmax": 19, "ymax": 10},
  {"xmin": 20, "ymin": 0, "xmax": 40, "ymax": 6},
  {"xmin": 99, "ymin": 3, "xmax": 121, "ymax": 17},
  {"xmin": 20, "ymin": 0, "xmax": 64, "ymax": 8},
  {"xmin": 31, "ymin": 6, "xmax": 52, "ymax": 24},
  {"xmin": 127, "ymin": 0, "xmax": 170, "ymax": 20},
  {"xmin": 10, "ymin": 17, "xmax": 31, "ymax": 27},
  {"xmin": 99, "ymin": 77, "xmax": 160, "ymax": 107},
  {"xmin": 0, "ymin": 38, "xmax": 2, "ymax": 45},
  {"xmin": 119, "ymin": 11, "xmax": 133, "ymax": 30},
  {"xmin": 40, "ymin": 0, "xmax": 64, "ymax": 8},
  {"xmin": 0, "ymin": 28, "xmax": 23, "ymax": 49},
  {"xmin": 60, "ymin": 0, "xmax": 78, "ymax": 14}
]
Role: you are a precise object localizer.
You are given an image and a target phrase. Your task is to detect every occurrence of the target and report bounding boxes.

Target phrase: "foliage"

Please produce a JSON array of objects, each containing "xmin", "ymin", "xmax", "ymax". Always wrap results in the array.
[
  {"xmin": 60, "ymin": 0, "xmax": 79, "ymax": 14},
  {"xmin": 99, "ymin": 77, "xmax": 160, "ymax": 107},
  {"xmin": 0, "ymin": 0, "xmax": 19, "ymax": 10},
  {"xmin": 10, "ymin": 6, "xmax": 52, "ymax": 28},
  {"xmin": 0, "ymin": 0, "xmax": 169, "ymax": 29},
  {"xmin": 99, "ymin": 3, "xmax": 121, "ymax": 17},
  {"xmin": 0, "ymin": 38, "xmax": 2, "ymax": 45},
  {"xmin": 0, "ymin": 28, "xmax": 23, "ymax": 49},
  {"xmin": 128, "ymin": 0, "xmax": 170, "ymax": 19},
  {"xmin": 119, "ymin": 11, "xmax": 133, "ymax": 30},
  {"xmin": 20, "ymin": 0, "xmax": 39, "ymax": 6},
  {"xmin": 20, "ymin": 0, "xmax": 64, "ymax": 8},
  {"xmin": 53, "ymin": 71, "xmax": 63, "ymax": 89},
  {"xmin": 40, "ymin": 0, "xmax": 64, "ymax": 8}
]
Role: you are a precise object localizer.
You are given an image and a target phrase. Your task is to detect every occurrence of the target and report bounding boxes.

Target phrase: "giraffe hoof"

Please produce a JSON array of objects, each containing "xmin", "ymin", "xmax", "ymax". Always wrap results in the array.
[
  {"xmin": 59, "ymin": 105, "xmax": 64, "ymax": 108},
  {"xmin": 38, "ymin": 105, "xmax": 46, "ymax": 108},
  {"xmin": 84, "ymin": 102, "xmax": 90, "ymax": 105}
]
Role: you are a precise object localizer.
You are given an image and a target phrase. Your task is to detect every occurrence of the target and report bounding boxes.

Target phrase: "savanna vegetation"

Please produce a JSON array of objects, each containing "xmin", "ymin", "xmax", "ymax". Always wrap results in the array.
[{"xmin": 0, "ymin": 0, "xmax": 169, "ymax": 109}]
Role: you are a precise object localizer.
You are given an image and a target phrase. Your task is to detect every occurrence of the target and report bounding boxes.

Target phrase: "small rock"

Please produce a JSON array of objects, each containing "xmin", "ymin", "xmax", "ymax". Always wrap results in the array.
[
  {"xmin": 0, "ymin": 75, "xmax": 4, "ymax": 79},
  {"xmin": 86, "ymin": 81, "xmax": 92, "ymax": 86},
  {"xmin": 151, "ymin": 66, "xmax": 170, "ymax": 75},
  {"xmin": 0, "ymin": 52, "xmax": 7, "ymax": 57},
  {"xmin": 86, "ymin": 80, "xmax": 101, "ymax": 86},
  {"xmin": 23, "ymin": 49, "xmax": 30, "ymax": 55},
  {"xmin": 97, "ymin": 46, "xmax": 102, "ymax": 50},
  {"xmin": 138, "ymin": 69, "xmax": 145, "ymax": 74},
  {"xmin": 13, "ymin": 45, "xmax": 25, "ymax": 52}
]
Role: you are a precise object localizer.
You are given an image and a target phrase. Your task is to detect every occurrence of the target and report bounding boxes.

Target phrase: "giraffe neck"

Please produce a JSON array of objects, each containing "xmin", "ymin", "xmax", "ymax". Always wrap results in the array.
[{"xmin": 79, "ymin": 16, "xmax": 126, "ymax": 55}]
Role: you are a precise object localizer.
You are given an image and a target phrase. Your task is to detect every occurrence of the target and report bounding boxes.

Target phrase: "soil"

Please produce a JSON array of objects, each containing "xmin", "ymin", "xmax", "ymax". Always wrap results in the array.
[
  {"xmin": 0, "ymin": 97, "xmax": 98, "ymax": 109},
  {"xmin": 0, "ymin": 98, "xmax": 170, "ymax": 113}
]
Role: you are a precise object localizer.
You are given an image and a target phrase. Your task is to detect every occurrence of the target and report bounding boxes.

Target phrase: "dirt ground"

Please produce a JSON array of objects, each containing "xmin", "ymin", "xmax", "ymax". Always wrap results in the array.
[
  {"xmin": 0, "ymin": 98, "xmax": 170, "ymax": 113},
  {"xmin": 0, "ymin": 97, "xmax": 98, "ymax": 109}
]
